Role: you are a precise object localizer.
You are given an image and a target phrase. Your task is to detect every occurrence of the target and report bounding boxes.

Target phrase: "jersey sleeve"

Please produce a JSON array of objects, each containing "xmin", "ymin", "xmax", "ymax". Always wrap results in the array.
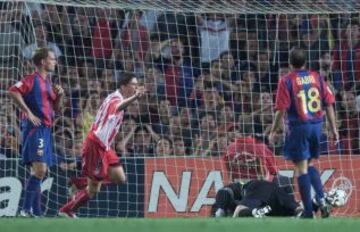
[
  {"xmin": 275, "ymin": 77, "xmax": 291, "ymax": 111},
  {"xmin": 8, "ymin": 76, "xmax": 33, "ymax": 96},
  {"xmin": 263, "ymin": 145, "xmax": 278, "ymax": 175},
  {"xmin": 322, "ymin": 80, "xmax": 335, "ymax": 107}
]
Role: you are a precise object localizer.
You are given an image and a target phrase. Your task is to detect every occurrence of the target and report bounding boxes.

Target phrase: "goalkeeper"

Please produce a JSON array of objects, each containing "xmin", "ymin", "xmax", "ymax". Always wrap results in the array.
[
  {"xmin": 212, "ymin": 177, "xmax": 343, "ymax": 218},
  {"xmin": 212, "ymin": 176, "xmax": 302, "ymax": 218}
]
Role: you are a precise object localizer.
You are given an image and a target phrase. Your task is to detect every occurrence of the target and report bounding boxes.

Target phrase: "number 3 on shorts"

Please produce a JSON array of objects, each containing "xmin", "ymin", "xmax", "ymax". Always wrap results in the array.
[{"xmin": 38, "ymin": 138, "xmax": 44, "ymax": 149}]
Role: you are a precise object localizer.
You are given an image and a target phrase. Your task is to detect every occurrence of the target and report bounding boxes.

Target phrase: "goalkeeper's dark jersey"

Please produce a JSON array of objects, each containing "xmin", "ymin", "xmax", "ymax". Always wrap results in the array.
[
  {"xmin": 240, "ymin": 180, "xmax": 299, "ymax": 216},
  {"xmin": 213, "ymin": 178, "xmax": 299, "ymax": 217}
]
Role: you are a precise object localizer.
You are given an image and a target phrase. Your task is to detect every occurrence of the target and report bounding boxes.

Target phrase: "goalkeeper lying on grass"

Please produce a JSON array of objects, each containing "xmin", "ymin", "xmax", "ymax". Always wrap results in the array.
[{"xmin": 211, "ymin": 175, "xmax": 346, "ymax": 218}]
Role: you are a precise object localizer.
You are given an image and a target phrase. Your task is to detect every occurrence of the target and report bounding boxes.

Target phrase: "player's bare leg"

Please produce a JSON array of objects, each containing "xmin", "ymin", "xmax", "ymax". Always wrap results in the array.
[
  {"xmin": 87, "ymin": 178, "xmax": 102, "ymax": 198},
  {"xmin": 108, "ymin": 165, "xmax": 126, "ymax": 184},
  {"xmin": 20, "ymin": 161, "xmax": 47, "ymax": 217}
]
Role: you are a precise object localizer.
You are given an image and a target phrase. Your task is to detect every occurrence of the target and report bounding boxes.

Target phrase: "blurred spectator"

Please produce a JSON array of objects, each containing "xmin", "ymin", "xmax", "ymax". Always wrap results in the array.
[
  {"xmin": 256, "ymin": 49, "xmax": 278, "ymax": 92},
  {"xmin": 168, "ymin": 114, "xmax": 193, "ymax": 155},
  {"xmin": 217, "ymin": 104, "xmax": 236, "ymax": 135},
  {"xmin": 339, "ymin": 91, "xmax": 360, "ymax": 154},
  {"xmin": 300, "ymin": 14, "xmax": 330, "ymax": 70},
  {"xmin": 197, "ymin": 13, "xmax": 231, "ymax": 64},
  {"xmin": 173, "ymin": 137, "xmax": 187, "ymax": 156},
  {"xmin": 130, "ymin": 125, "xmax": 160, "ymax": 157},
  {"xmin": 0, "ymin": 67, "xmax": 15, "ymax": 94},
  {"xmin": 53, "ymin": 127, "xmax": 74, "ymax": 158},
  {"xmin": 157, "ymin": 39, "xmax": 194, "ymax": 107},
  {"xmin": 332, "ymin": 21, "xmax": 360, "ymax": 91},
  {"xmin": 42, "ymin": 5, "xmax": 73, "ymax": 57},
  {"xmin": 155, "ymin": 6, "xmax": 194, "ymax": 42},
  {"xmin": 197, "ymin": 81, "xmax": 224, "ymax": 115},
  {"xmin": 22, "ymin": 23, "xmax": 63, "ymax": 60},
  {"xmin": 91, "ymin": 8, "xmax": 112, "ymax": 61},
  {"xmin": 0, "ymin": 116, "xmax": 19, "ymax": 159},
  {"xmin": 121, "ymin": 10, "xmax": 150, "ymax": 62},
  {"xmin": 209, "ymin": 134, "xmax": 229, "ymax": 157},
  {"xmin": 208, "ymin": 59, "xmax": 234, "ymax": 101},
  {"xmin": 138, "ymin": 67, "xmax": 164, "ymax": 123},
  {"xmin": 219, "ymin": 50, "xmax": 238, "ymax": 81},
  {"xmin": 194, "ymin": 112, "xmax": 217, "ymax": 156},
  {"xmin": 319, "ymin": 52, "xmax": 339, "ymax": 94},
  {"xmin": 253, "ymin": 92, "xmax": 274, "ymax": 142},
  {"xmin": 71, "ymin": 8, "xmax": 92, "ymax": 63},
  {"xmin": 140, "ymin": 9, "xmax": 161, "ymax": 33},
  {"xmin": 155, "ymin": 136, "xmax": 173, "ymax": 156},
  {"xmin": 276, "ymin": 14, "xmax": 300, "ymax": 65},
  {"xmin": 116, "ymin": 115, "xmax": 137, "ymax": 156},
  {"xmin": 0, "ymin": 9, "xmax": 25, "ymax": 65}
]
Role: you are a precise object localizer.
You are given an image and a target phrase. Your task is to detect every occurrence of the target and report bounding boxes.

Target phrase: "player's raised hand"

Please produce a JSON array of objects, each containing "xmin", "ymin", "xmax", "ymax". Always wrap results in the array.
[
  {"xmin": 135, "ymin": 86, "xmax": 146, "ymax": 98},
  {"xmin": 27, "ymin": 111, "xmax": 41, "ymax": 126},
  {"xmin": 53, "ymin": 84, "xmax": 64, "ymax": 97}
]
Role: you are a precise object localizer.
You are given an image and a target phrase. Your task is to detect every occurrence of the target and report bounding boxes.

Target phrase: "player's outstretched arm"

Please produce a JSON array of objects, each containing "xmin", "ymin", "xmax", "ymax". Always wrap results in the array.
[
  {"xmin": 8, "ymin": 91, "xmax": 41, "ymax": 126},
  {"xmin": 117, "ymin": 86, "xmax": 146, "ymax": 112}
]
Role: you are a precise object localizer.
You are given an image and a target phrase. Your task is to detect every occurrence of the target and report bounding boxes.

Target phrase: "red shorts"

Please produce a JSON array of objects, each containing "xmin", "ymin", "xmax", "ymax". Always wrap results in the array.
[{"xmin": 81, "ymin": 134, "xmax": 120, "ymax": 181}]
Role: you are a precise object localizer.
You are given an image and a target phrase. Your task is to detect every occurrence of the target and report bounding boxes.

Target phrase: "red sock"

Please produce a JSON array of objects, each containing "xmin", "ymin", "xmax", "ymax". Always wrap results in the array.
[{"xmin": 61, "ymin": 189, "xmax": 90, "ymax": 212}]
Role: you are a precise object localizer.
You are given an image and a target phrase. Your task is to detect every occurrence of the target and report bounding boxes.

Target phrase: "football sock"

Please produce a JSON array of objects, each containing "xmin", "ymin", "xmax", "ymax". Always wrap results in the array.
[
  {"xmin": 61, "ymin": 189, "xmax": 90, "ymax": 212},
  {"xmin": 298, "ymin": 174, "xmax": 313, "ymax": 217},
  {"xmin": 23, "ymin": 175, "xmax": 41, "ymax": 213},
  {"xmin": 31, "ymin": 176, "xmax": 42, "ymax": 216},
  {"xmin": 308, "ymin": 166, "xmax": 325, "ymax": 205}
]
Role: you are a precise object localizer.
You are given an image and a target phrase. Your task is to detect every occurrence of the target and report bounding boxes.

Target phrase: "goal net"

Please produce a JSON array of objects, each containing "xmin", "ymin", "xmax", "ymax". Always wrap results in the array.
[{"xmin": 0, "ymin": 0, "xmax": 360, "ymax": 217}]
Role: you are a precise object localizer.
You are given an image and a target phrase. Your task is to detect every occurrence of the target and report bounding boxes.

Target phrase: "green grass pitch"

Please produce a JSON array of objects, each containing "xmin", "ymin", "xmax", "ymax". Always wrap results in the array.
[{"xmin": 1, "ymin": 218, "xmax": 359, "ymax": 232}]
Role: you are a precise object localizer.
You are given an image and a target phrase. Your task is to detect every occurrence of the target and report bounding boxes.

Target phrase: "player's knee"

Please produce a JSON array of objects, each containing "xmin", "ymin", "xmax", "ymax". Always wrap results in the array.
[
  {"xmin": 109, "ymin": 166, "xmax": 126, "ymax": 184},
  {"xmin": 111, "ymin": 173, "xmax": 126, "ymax": 184}
]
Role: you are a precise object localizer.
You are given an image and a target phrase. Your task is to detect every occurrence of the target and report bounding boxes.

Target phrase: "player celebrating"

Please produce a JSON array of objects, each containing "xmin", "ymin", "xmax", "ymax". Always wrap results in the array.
[
  {"xmin": 269, "ymin": 47, "xmax": 339, "ymax": 218},
  {"xmin": 8, "ymin": 48, "xmax": 64, "ymax": 217},
  {"xmin": 58, "ymin": 72, "xmax": 146, "ymax": 218}
]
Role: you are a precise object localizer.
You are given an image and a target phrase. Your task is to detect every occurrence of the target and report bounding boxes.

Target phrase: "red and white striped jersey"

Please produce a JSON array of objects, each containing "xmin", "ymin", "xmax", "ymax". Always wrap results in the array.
[{"xmin": 90, "ymin": 90, "xmax": 125, "ymax": 150}]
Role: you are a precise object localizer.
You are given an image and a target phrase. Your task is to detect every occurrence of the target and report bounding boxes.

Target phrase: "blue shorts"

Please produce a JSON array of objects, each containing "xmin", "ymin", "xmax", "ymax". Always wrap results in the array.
[
  {"xmin": 284, "ymin": 122, "xmax": 322, "ymax": 163},
  {"xmin": 21, "ymin": 123, "xmax": 53, "ymax": 167}
]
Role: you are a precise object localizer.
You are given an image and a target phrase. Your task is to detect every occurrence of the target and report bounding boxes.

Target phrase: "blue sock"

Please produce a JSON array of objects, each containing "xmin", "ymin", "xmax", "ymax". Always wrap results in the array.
[
  {"xmin": 308, "ymin": 166, "xmax": 325, "ymax": 205},
  {"xmin": 298, "ymin": 174, "xmax": 313, "ymax": 217},
  {"xmin": 23, "ymin": 176, "xmax": 40, "ymax": 212},
  {"xmin": 31, "ymin": 177, "xmax": 43, "ymax": 216}
]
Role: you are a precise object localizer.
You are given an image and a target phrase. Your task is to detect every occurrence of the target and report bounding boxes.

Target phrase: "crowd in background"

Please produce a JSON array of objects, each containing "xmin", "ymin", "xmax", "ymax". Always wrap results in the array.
[{"xmin": 1, "ymin": 1, "xmax": 360, "ymax": 163}]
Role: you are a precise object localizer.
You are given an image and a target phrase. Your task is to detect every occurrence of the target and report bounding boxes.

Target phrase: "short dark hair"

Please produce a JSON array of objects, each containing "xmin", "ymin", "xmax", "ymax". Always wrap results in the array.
[
  {"xmin": 289, "ymin": 47, "xmax": 306, "ymax": 69},
  {"xmin": 156, "ymin": 136, "xmax": 173, "ymax": 148},
  {"xmin": 118, "ymin": 72, "xmax": 136, "ymax": 86},
  {"xmin": 32, "ymin": 47, "xmax": 53, "ymax": 67}
]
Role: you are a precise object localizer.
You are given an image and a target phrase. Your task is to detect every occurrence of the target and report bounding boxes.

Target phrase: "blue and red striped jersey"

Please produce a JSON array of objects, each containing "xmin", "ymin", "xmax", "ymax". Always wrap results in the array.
[
  {"xmin": 275, "ymin": 69, "xmax": 335, "ymax": 123},
  {"xmin": 9, "ymin": 72, "xmax": 57, "ymax": 127}
]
